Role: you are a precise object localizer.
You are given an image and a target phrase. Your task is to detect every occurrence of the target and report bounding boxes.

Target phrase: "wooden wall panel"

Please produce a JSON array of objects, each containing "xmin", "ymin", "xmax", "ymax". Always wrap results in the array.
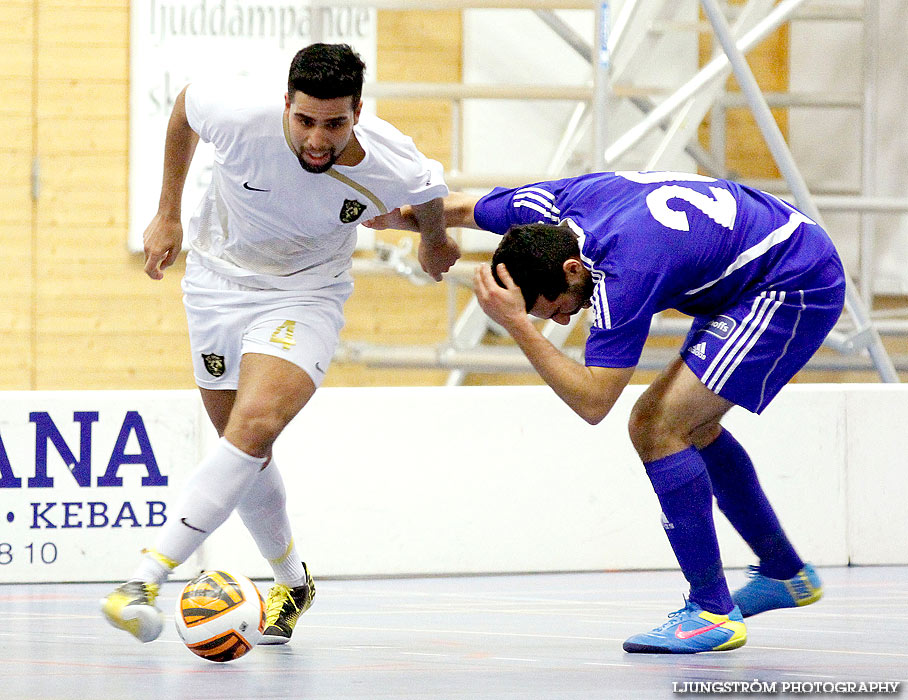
[
  {"xmin": 30, "ymin": 1, "xmax": 192, "ymax": 390},
  {"xmin": 38, "ymin": 47, "xmax": 127, "ymax": 82},
  {"xmin": 40, "ymin": 4, "xmax": 127, "ymax": 43},
  {"xmin": 0, "ymin": 3, "xmax": 33, "ymax": 41},
  {"xmin": 0, "ymin": 1, "xmax": 34, "ymax": 389},
  {"xmin": 0, "ymin": 46, "xmax": 33, "ymax": 80},
  {"xmin": 0, "ymin": 153, "xmax": 32, "ymax": 221},
  {"xmin": 38, "ymin": 118, "xmax": 128, "ymax": 155},
  {"xmin": 37, "ymin": 189, "xmax": 127, "ymax": 227},
  {"xmin": 34, "ymin": 331, "xmax": 195, "ymax": 389},
  {"xmin": 374, "ymin": 9, "xmax": 461, "ymax": 167},
  {"xmin": 37, "ymin": 81, "xmax": 128, "ymax": 118},
  {"xmin": 0, "ymin": 115, "xmax": 31, "ymax": 157},
  {"xmin": 0, "ymin": 336, "xmax": 33, "ymax": 387},
  {"xmin": 373, "ymin": 100, "xmax": 453, "ymax": 167}
]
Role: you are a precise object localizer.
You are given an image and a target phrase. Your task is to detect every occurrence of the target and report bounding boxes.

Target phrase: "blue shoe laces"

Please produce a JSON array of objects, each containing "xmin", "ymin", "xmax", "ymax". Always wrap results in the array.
[{"xmin": 652, "ymin": 599, "xmax": 699, "ymax": 633}]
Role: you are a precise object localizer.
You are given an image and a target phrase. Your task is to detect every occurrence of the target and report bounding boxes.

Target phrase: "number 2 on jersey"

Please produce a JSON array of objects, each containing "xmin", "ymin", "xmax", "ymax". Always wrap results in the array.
[{"xmin": 617, "ymin": 171, "xmax": 737, "ymax": 232}]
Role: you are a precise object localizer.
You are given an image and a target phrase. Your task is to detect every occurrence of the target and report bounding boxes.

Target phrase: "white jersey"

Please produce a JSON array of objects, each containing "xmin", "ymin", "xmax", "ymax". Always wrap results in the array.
[{"xmin": 184, "ymin": 80, "xmax": 448, "ymax": 290}]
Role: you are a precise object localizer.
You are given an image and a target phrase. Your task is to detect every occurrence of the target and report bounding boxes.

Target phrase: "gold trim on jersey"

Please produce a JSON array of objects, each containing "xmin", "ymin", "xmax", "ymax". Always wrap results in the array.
[
  {"xmin": 282, "ymin": 112, "xmax": 388, "ymax": 215},
  {"xmin": 282, "ymin": 112, "xmax": 293, "ymax": 151},
  {"xmin": 326, "ymin": 168, "xmax": 388, "ymax": 215}
]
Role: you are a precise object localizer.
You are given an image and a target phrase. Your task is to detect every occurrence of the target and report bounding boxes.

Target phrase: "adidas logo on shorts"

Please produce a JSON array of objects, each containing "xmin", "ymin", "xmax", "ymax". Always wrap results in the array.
[{"xmin": 688, "ymin": 342, "xmax": 707, "ymax": 360}]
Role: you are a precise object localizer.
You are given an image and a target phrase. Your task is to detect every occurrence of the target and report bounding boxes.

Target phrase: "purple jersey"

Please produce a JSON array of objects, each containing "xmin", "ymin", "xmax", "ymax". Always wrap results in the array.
[{"xmin": 473, "ymin": 171, "xmax": 843, "ymax": 368}]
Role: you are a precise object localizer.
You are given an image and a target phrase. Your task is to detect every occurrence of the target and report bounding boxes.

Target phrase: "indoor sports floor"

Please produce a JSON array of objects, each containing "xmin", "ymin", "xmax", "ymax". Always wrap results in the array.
[{"xmin": 1, "ymin": 566, "xmax": 905, "ymax": 700}]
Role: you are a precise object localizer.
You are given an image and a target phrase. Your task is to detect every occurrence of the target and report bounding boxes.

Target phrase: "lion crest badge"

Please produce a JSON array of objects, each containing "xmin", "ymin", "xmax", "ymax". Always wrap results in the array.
[
  {"xmin": 339, "ymin": 198, "xmax": 367, "ymax": 223},
  {"xmin": 202, "ymin": 353, "xmax": 225, "ymax": 378}
]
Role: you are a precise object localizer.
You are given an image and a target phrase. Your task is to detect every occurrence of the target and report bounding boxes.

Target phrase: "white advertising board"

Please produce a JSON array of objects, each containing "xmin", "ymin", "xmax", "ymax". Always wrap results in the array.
[
  {"xmin": 205, "ymin": 384, "xmax": 853, "ymax": 578},
  {"xmin": 128, "ymin": 0, "xmax": 378, "ymax": 252},
  {"xmin": 0, "ymin": 391, "xmax": 203, "ymax": 583},
  {"xmin": 1, "ymin": 385, "xmax": 904, "ymax": 583}
]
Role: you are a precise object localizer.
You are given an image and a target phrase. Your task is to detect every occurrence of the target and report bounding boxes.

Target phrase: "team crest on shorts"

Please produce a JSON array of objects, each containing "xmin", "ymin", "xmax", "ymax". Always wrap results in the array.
[
  {"xmin": 705, "ymin": 314, "xmax": 737, "ymax": 340},
  {"xmin": 202, "ymin": 353, "xmax": 225, "ymax": 378},
  {"xmin": 339, "ymin": 198, "xmax": 367, "ymax": 223}
]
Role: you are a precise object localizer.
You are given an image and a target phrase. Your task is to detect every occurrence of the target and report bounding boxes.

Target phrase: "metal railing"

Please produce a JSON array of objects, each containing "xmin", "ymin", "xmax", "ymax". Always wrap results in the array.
[{"xmin": 346, "ymin": 0, "xmax": 904, "ymax": 381}]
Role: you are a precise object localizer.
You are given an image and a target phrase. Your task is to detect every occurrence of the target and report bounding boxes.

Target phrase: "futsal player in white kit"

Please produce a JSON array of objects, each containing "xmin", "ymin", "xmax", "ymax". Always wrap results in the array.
[{"xmin": 102, "ymin": 43, "xmax": 460, "ymax": 644}]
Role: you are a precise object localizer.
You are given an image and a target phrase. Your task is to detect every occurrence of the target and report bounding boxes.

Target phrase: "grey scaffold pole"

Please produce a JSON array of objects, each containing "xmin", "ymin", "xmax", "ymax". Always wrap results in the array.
[{"xmin": 700, "ymin": 0, "xmax": 898, "ymax": 382}]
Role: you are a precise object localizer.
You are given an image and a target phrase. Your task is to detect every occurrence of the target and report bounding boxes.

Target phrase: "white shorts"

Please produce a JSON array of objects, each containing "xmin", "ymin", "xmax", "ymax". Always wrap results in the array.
[{"xmin": 182, "ymin": 260, "xmax": 353, "ymax": 390}]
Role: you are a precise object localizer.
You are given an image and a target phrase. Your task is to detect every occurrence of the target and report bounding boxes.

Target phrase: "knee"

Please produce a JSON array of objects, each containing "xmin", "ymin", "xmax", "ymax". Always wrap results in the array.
[
  {"xmin": 627, "ymin": 400, "xmax": 686, "ymax": 460},
  {"xmin": 627, "ymin": 402, "xmax": 663, "ymax": 456},
  {"xmin": 224, "ymin": 400, "xmax": 293, "ymax": 457}
]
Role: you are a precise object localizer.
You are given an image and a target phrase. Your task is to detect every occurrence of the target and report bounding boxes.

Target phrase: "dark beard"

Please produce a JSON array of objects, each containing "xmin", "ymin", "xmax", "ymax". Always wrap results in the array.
[
  {"xmin": 569, "ymin": 272, "xmax": 595, "ymax": 307},
  {"xmin": 298, "ymin": 152, "xmax": 337, "ymax": 174}
]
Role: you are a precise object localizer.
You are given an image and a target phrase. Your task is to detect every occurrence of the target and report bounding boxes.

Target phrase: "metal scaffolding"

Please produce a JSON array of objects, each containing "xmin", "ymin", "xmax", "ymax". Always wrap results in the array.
[{"xmin": 347, "ymin": 0, "xmax": 907, "ymax": 383}]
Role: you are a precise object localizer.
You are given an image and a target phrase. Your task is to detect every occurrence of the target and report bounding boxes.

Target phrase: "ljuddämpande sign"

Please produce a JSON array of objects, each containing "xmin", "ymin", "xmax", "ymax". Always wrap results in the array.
[
  {"xmin": 0, "ymin": 391, "xmax": 204, "ymax": 583},
  {"xmin": 128, "ymin": 0, "xmax": 378, "ymax": 253}
]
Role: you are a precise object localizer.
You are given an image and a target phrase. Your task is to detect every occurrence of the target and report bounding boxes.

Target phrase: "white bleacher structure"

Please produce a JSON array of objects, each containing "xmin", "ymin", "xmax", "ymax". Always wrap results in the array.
[{"xmin": 338, "ymin": 0, "xmax": 908, "ymax": 383}]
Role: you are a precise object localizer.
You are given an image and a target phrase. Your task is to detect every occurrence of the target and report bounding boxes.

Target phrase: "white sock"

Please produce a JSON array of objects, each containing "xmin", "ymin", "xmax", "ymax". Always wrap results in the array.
[
  {"xmin": 236, "ymin": 458, "xmax": 307, "ymax": 587},
  {"xmin": 130, "ymin": 549, "xmax": 176, "ymax": 585},
  {"xmin": 135, "ymin": 438, "xmax": 267, "ymax": 583}
]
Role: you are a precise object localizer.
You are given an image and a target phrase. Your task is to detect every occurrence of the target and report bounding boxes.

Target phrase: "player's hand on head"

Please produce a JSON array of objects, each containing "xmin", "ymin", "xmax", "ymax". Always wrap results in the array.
[
  {"xmin": 142, "ymin": 214, "xmax": 183, "ymax": 280},
  {"xmin": 418, "ymin": 234, "xmax": 461, "ymax": 282},
  {"xmin": 474, "ymin": 262, "xmax": 527, "ymax": 329}
]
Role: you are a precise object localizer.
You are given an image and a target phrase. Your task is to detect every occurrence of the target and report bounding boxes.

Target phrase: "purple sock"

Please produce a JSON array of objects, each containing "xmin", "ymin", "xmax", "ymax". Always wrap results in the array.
[
  {"xmin": 644, "ymin": 447, "xmax": 733, "ymax": 614},
  {"xmin": 699, "ymin": 428, "xmax": 803, "ymax": 580}
]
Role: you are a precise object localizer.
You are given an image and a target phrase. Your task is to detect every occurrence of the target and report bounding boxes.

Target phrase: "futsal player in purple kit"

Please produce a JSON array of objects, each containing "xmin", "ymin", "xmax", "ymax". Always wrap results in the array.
[{"xmin": 366, "ymin": 170, "xmax": 841, "ymax": 653}]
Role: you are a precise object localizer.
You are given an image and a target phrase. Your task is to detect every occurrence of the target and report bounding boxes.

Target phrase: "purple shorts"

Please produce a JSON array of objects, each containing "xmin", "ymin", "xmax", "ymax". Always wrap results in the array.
[{"xmin": 681, "ymin": 258, "xmax": 846, "ymax": 413}]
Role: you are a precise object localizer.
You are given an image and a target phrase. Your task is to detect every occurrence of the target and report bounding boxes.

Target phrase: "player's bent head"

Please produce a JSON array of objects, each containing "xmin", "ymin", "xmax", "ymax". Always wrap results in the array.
[
  {"xmin": 492, "ymin": 223, "xmax": 581, "ymax": 311},
  {"xmin": 289, "ymin": 43, "xmax": 365, "ymax": 108}
]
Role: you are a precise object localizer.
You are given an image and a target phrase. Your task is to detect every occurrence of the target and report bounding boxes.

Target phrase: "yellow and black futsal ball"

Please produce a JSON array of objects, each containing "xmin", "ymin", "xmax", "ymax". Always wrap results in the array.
[{"xmin": 174, "ymin": 570, "xmax": 265, "ymax": 662}]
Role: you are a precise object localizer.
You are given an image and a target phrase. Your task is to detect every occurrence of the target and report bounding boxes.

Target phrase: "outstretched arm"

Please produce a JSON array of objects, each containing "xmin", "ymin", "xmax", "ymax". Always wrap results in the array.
[
  {"xmin": 143, "ymin": 85, "xmax": 200, "ymax": 280},
  {"xmin": 410, "ymin": 197, "xmax": 461, "ymax": 281},
  {"xmin": 363, "ymin": 191, "xmax": 483, "ymax": 233},
  {"xmin": 474, "ymin": 263, "xmax": 634, "ymax": 425}
]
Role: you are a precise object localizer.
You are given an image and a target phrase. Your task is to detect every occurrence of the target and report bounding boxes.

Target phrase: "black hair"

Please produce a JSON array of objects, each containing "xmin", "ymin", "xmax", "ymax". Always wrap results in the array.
[
  {"xmin": 490, "ymin": 223, "xmax": 581, "ymax": 311},
  {"xmin": 288, "ymin": 43, "xmax": 365, "ymax": 107}
]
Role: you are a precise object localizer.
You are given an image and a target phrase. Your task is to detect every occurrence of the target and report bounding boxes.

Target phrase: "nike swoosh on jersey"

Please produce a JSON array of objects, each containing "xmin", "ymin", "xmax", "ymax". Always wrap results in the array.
[{"xmin": 243, "ymin": 181, "xmax": 270, "ymax": 192}]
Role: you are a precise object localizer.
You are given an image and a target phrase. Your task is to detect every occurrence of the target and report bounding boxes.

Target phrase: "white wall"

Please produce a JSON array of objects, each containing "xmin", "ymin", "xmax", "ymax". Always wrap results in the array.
[
  {"xmin": 205, "ymin": 384, "xmax": 880, "ymax": 579},
  {"xmin": 844, "ymin": 386, "xmax": 908, "ymax": 564},
  {"xmin": 198, "ymin": 383, "xmax": 908, "ymax": 575},
  {"xmin": 1, "ymin": 384, "xmax": 903, "ymax": 584}
]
